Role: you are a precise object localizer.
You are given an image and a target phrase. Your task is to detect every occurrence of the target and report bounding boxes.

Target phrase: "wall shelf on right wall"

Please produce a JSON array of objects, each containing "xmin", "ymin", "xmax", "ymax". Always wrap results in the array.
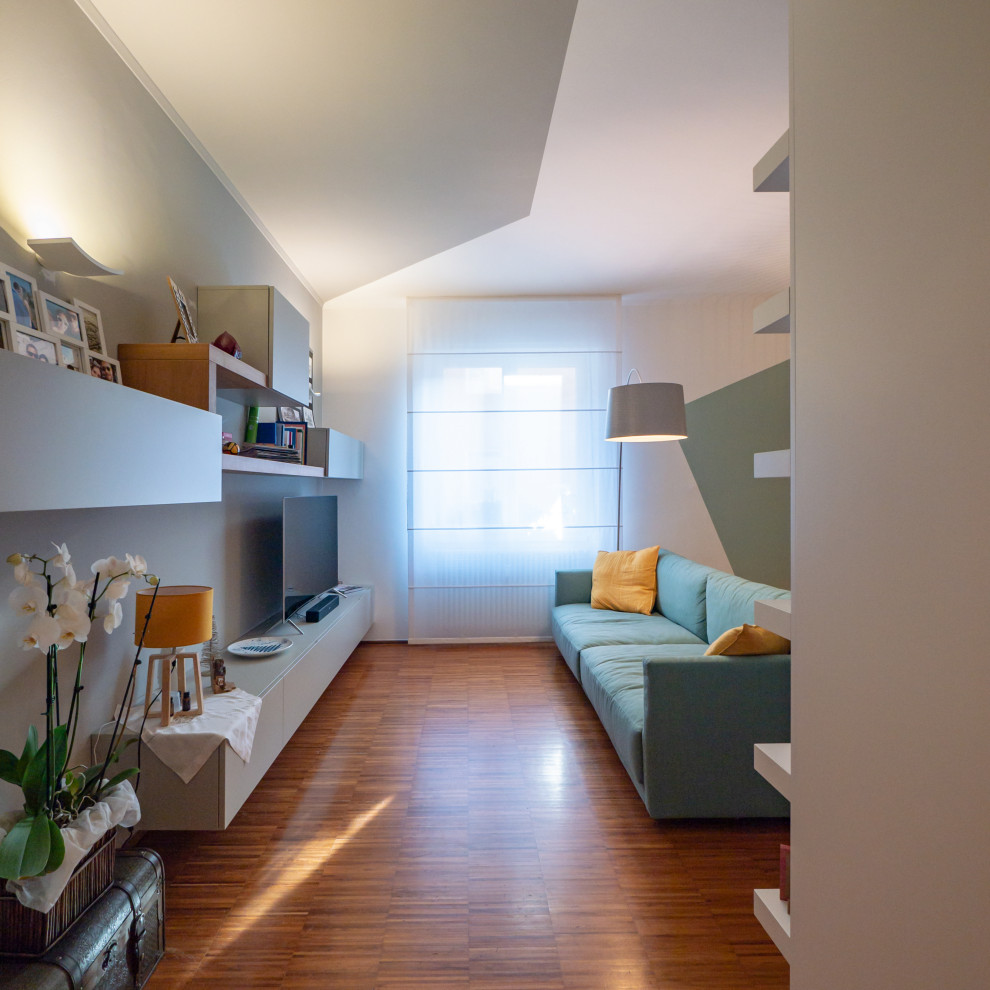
[
  {"xmin": 754, "ymin": 449, "xmax": 791, "ymax": 478},
  {"xmin": 753, "ymin": 287, "xmax": 791, "ymax": 334}
]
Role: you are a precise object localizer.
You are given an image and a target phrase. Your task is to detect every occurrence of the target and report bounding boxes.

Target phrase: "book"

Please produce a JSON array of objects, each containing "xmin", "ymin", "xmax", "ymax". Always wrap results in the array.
[{"xmin": 780, "ymin": 844, "xmax": 790, "ymax": 911}]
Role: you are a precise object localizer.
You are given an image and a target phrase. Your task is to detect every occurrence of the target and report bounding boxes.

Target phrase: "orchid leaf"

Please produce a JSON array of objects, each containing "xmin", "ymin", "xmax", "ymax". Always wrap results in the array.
[
  {"xmin": 0, "ymin": 749, "xmax": 19, "ymax": 786},
  {"xmin": 15, "ymin": 725, "xmax": 38, "ymax": 781},
  {"xmin": 21, "ymin": 726, "xmax": 68, "ymax": 815},
  {"xmin": 103, "ymin": 767, "xmax": 139, "ymax": 791},
  {"xmin": 0, "ymin": 814, "xmax": 51, "ymax": 880},
  {"xmin": 42, "ymin": 819, "xmax": 65, "ymax": 875}
]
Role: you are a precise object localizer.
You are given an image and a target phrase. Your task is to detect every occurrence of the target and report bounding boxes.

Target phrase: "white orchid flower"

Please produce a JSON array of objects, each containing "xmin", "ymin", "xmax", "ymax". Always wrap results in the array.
[
  {"xmin": 91, "ymin": 556, "xmax": 128, "ymax": 581},
  {"xmin": 52, "ymin": 577, "xmax": 88, "ymax": 613},
  {"xmin": 51, "ymin": 542, "xmax": 71, "ymax": 570},
  {"xmin": 21, "ymin": 614, "xmax": 61, "ymax": 652},
  {"xmin": 103, "ymin": 600, "xmax": 123, "ymax": 633},
  {"xmin": 125, "ymin": 554, "xmax": 147, "ymax": 577},
  {"xmin": 105, "ymin": 577, "xmax": 131, "ymax": 601},
  {"xmin": 13, "ymin": 560, "xmax": 37, "ymax": 587},
  {"xmin": 9, "ymin": 584, "xmax": 48, "ymax": 615},
  {"xmin": 55, "ymin": 607, "xmax": 90, "ymax": 646}
]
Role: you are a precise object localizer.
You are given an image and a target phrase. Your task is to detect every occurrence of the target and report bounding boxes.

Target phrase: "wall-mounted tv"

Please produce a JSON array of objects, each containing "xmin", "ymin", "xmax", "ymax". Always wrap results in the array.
[{"xmin": 282, "ymin": 494, "xmax": 338, "ymax": 631}]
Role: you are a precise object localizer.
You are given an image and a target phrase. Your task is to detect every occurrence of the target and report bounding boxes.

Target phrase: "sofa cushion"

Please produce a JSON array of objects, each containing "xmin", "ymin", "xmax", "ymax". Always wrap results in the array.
[
  {"xmin": 655, "ymin": 551, "xmax": 714, "ymax": 640},
  {"xmin": 705, "ymin": 623, "xmax": 791, "ymax": 656},
  {"xmin": 581, "ymin": 643, "xmax": 711, "ymax": 786},
  {"xmin": 553, "ymin": 603, "xmax": 705, "ymax": 655},
  {"xmin": 705, "ymin": 572, "xmax": 790, "ymax": 644},
  {"xmin": 591, "ymin": 546, "xmax": 659, "ymax": 614}
]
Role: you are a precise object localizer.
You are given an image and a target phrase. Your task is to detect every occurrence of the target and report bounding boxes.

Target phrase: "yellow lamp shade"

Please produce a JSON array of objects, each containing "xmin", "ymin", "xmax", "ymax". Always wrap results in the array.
[{"xmin": 135, "ymin": 585, "xmax": 213, "ymax": 648}]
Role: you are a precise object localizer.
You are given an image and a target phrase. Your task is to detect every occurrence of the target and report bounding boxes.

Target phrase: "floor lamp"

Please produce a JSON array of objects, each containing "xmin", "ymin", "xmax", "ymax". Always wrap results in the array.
[{"xmin": 605, "ymin": 371, "xmax": 687, "ymax": 551}]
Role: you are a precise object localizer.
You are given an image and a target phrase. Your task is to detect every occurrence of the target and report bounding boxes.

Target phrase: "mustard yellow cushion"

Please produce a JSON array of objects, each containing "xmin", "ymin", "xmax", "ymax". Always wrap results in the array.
[
  {"xmin": 705, "ymin": 623, "xmax": 791, "ymax": 656},
  {"xmin": 590, "ymin": 546, "xmax": 659, "ymax": 615}
]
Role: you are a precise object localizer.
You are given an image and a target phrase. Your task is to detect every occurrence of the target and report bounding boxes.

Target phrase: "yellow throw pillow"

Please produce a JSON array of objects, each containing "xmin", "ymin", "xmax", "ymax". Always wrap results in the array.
[
  {"xmin": 705, "ymin": 623, "xmax": 791, "ymax": 656},
  {"xmin": 590, "ymin": 546, "xmax": 659, "ymax": 615}
]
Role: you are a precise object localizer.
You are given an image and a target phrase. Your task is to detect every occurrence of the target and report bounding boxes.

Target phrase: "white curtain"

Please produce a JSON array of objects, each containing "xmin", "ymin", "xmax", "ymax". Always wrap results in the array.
[{"xmin": 408, "ymin": 298, "xmax": 619, "ymax": 642}]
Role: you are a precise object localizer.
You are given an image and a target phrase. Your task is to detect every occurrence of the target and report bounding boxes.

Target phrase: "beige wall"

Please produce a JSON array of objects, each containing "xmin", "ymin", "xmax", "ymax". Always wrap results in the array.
[
  {"xmin": 0, "ymin": 0, "xmax": 327, "ymax": 816},
  {"xmin": 791, "ymin": 1, "xmax": 990, "ymax": 986},
  {"xmin": 620, "ymin": 292, "xmax": 789, "ymax": 567}
]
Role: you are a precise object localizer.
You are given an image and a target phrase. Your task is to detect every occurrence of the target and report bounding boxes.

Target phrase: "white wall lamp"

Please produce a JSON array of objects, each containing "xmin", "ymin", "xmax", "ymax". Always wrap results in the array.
[
  {"xmin": 27, "ymin": 237, "xmax": 123, "ymax": 276},
  {"xmin": 605, "ymin": 370, "xmax": 687, "ymax": 550}
]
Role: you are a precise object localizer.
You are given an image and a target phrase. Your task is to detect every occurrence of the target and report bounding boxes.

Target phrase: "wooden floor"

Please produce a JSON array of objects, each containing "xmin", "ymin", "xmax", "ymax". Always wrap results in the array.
[{"xmin": 139, "ymin": 642, "xmax": 789, "ymax": 989}]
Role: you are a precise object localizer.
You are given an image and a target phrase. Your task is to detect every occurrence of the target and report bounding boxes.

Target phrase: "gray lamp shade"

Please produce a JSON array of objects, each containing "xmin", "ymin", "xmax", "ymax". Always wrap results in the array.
[{"xmin": 605, "ymin": 382, "xmax": 687, "ymax": 441}]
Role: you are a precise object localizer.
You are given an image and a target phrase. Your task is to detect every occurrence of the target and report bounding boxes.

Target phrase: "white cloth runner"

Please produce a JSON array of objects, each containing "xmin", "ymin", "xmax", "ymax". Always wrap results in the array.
[
  {"xmin": 126, "ymin": 687, "xmax": 262, "ymax": 783},
  {"xmin": 0, "ymin": 779, "xmax": 141, "ymax": 912}
]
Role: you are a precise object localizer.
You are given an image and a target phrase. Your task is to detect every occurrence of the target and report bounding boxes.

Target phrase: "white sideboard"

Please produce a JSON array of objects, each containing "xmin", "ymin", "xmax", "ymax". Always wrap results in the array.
[{"xmin": 104, "ymin": 588, "xmax": 372, "ymax": 830}]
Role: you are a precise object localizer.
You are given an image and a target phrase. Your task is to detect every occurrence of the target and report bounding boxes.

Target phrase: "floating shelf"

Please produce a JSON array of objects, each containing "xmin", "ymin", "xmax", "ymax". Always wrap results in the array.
[
  {"xmin": 754, "ymin": 888, "xmax": 792, "ymax": 963},
  {"xmin": 753, "ymin": 287, "xmax": 791, "ymax": 334},
  {"xmin": 754, "ymin": 130, "xmax": 790, "ymax": 192},
  {"xmin": 754, "ymin": 449, "xmax": 791, "ymax": 478},
  {"xmin": 754, "ymin": 598, "xmax": 791, "ymax": 639},
  {"xmin": 221, "ymin": 454, "xmax": 323, "ymax": 478},
  {"xmin": 754, "ymin": 742, "xmax": 791, "ymax": 801}
]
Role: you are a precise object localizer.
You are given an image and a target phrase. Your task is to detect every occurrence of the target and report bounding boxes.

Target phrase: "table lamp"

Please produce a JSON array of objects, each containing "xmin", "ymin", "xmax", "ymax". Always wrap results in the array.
[{"xmin": 136, "ymin": 585, "xmax": 213, "ymax": 726}]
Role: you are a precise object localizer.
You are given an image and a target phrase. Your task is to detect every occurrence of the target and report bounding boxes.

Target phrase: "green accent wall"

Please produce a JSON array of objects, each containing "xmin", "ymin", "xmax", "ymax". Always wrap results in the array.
[{"xmin": 679, "ymin": 361, "xmax": 790, "ymax": 588}]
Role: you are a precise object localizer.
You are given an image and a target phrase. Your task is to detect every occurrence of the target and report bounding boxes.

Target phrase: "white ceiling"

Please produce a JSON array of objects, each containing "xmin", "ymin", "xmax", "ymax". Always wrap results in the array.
[{"xmin": 80, "ymin": 0, "xmax": 790, "ymax": 306}]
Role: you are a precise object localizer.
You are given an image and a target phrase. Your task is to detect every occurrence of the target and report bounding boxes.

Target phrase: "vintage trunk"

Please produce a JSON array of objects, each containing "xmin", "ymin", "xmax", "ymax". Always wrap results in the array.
[{"xmin": 0, "ymin": 849, "xmax": 165, "ymax": 989}]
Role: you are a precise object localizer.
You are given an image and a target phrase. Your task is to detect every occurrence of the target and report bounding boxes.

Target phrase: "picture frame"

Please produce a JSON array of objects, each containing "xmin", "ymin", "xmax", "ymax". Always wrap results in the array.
[
  {"xmin": 73, "ymin": 298, "xmax": 107, "ymax": 355},
  {"xmin": 0, "ymin": 272, "xmax": 12, "ymax": 318},
  {"xmin": 4, "ymin": 265, "xmax": 40, "ymax": 330},
  {"xmin": 87, "ymin": 352, "xmax": 121, "ymax": 383},
  {"xmin": 168, "ymin": 276, "xmax": 198, "ymax": 343},
  {"xmin": 0, "ymin": 318, "xmax": 10, "ymax": 350},
  {"xmin": 302, "ymin": 406, "xmax": 315, "ymax": 428},
  {"xmin": 38, "ymin": 292, "xmax": 84, "ymax": 342},
  {"xmin": 11, "ymin": 325, "xmax": 61, "ymax": 366},
  {"xmin": 277, "ymin": 406, "xmax": 303, "ymax": 422},
  {"xmin": 59, "ymin": 338, "xmax": 87, "ymax": 373}
]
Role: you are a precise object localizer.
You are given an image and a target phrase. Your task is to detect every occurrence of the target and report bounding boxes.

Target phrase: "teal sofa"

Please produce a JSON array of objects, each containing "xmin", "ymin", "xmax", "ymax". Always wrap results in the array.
[{"xmin": 552, "ymin": 549, "xmax": 790, "ymax": 819}]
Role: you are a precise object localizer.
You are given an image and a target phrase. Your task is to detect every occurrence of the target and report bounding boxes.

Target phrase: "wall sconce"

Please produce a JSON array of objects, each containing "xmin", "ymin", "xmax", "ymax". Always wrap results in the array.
[
  {"xmin": 605, "ymin": 369, "xmax": 687, "ymax": 550},
  {"xmin": 27, "ymin": 237, "xmax": 123, "ymax": 276}
]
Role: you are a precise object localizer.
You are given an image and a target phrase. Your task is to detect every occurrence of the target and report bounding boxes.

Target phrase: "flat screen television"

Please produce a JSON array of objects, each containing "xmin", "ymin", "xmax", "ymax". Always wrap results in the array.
[{"xmin": 282, "ymin": 494, "xmax": 338, "ymax": 630}]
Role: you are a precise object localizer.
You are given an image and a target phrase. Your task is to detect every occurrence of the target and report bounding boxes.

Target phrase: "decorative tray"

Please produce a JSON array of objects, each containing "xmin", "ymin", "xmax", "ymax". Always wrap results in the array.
[{"xmin": 227, "ymin": 636, "xmax": 293, "ymax": 658}]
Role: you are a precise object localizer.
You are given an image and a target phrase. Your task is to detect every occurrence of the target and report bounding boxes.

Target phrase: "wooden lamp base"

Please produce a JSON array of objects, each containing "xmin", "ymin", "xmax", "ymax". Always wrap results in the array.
[{"xmin": 144, "ymin": 650, "xmax": 205, "ymax": 726}]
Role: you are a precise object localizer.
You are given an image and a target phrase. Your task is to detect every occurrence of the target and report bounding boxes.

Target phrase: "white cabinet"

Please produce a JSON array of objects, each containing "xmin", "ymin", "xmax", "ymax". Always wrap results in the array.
[
  {"xmin": 0, "ymin": 348, "xmax": 220, "ymax": 512},
  {"xmin": 198, "ymin": 285, "xmax": 311, "ymax": 405},
  {"xmin": 102, "ymin": 588, "xmax": 373, "ymax": 830}
]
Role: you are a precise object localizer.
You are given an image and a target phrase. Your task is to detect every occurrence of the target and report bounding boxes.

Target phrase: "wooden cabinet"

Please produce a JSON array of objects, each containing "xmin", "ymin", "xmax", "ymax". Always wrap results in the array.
[
  {"xmin": 198, "ymin": 285, "xmax": 310, "ymax": 405},
  {"xmin": 118, "ymin": 342, "xmax": 302, "ymax": 412}
]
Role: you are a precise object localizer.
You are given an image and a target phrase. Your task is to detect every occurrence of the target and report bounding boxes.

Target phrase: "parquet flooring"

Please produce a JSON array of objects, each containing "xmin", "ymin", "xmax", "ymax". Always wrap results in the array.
[{"xmin": 139, "ymin": 642, "xmax": 789, "ymax": 989}]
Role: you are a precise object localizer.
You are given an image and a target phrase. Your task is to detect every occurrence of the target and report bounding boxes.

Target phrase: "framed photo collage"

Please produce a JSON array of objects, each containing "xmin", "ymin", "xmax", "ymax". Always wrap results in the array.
[{"xmin": 0, "ymin": 264, "xmax": 120, "ymax": 383}]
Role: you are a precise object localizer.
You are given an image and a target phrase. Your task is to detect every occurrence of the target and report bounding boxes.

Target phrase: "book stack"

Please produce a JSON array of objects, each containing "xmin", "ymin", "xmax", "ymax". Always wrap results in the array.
[{"xmin": 238, "ymin": 442, "xmax": 301, "ymax": 464}]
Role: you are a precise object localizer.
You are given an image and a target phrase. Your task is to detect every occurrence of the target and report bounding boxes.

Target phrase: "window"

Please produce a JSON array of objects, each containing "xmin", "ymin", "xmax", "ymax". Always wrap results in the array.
[{"xmin": 408, "ymin": 298, "xmax": 619, "ymax": 641}]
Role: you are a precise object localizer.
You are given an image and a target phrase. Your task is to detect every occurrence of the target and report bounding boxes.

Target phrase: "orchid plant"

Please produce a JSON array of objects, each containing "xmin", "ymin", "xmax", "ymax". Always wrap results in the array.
[{"xmin": 0, "ymin": 544, "xmax": 159, "ymax": 881}]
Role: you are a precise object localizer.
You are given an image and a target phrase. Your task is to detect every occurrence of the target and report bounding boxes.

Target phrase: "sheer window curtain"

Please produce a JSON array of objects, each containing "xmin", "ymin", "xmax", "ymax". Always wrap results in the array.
[{"xmin": 408, "ymin": 298, "xmax": 620, "ymax": 642}]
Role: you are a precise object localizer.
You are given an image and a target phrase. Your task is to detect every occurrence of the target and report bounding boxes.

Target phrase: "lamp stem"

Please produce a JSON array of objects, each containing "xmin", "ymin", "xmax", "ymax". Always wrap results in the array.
[{"xmin": 616, "ymin": 440, "xmax": 623, "ymax": 552}]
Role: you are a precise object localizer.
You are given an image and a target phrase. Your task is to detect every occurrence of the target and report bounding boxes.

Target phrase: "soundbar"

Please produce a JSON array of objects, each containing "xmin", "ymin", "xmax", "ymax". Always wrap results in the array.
[{"xmin": 305, "ymin": 593, "xmax": 339, "ymax": 622}]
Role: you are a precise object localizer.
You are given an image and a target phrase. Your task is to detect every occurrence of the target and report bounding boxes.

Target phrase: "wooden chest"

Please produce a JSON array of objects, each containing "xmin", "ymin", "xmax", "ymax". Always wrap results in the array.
[{"xmin": 0, "ymin": 849, "xmax": 165, "ymax": 989}]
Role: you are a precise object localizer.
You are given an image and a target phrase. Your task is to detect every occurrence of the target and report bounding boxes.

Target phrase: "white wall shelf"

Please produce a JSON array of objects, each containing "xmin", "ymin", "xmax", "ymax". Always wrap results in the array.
[
  {"xmin": 753, "ymin": 287, "xmax": 791, "ymax": 334},
  {"xmin": 221, "ymin": 454, "xmax": 323, "ymax": 478},
  {"xmin": 754, "ymin": 598, "xmax": 791, "ymax": 639},
  {"xmin": 754, "ymin": 741, "xmax": 791, "ymax": 801},
  {"xmin": 754, "ymin": 888, "xmax": 792, "ymax": 963},
  {"xmin": 754, "ymin": 130, "xmax": 790, "ymax": 192},
  {"xmin": 754, "ymin": 449, "xmax": 791, "ymax": 478},
  {"xmin": 0, "ymin": 348, "xmax": 221, "ymax": 512}
]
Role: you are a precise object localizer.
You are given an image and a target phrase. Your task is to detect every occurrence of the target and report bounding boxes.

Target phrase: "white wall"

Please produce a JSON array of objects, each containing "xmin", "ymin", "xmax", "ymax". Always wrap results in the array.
[
  {"xmin": 791, "ymin": 2, "xmax": 990, "ymax": 986},
  {"xmin": 620, "ymin": 292, "xmax": 789, "ymax": 566},
  {"xmin": 322, "ymin": 302, "xmax": 409, "ymax": 640},
  {"xmin": 0, "ymin": 0, "xmax": 327, "ymax": 816}
]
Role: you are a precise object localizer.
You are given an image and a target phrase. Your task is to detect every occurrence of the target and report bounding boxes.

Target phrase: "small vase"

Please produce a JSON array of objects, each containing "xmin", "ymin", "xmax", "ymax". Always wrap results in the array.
[{"xmin": 0, "ymin": 827, "xmax": 117, "ymax": 957}]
